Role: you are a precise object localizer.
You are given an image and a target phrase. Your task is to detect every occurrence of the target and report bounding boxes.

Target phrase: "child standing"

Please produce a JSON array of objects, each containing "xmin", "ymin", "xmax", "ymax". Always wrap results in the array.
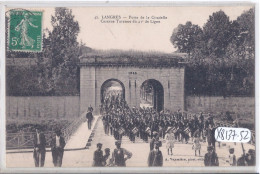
[
  {"xmin": 193, "ymin": 135, "xmax": 201, "ymax": 156},
  {"xmin": 165, "ymin": 127, "xmax": 175, "ymax": 155}
]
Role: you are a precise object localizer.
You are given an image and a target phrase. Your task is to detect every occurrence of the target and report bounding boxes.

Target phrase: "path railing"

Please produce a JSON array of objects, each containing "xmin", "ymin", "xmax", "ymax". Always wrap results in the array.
[
  {"xmin": 6, "ymin": 131, "xmax": 54, "ymax": 149},
  {"xmin": 6, "ymin": 111, "xmax": 87, "ymax": 150},
  {"xmin": 62, "ymin": 113, "xmax": 86, "ymax": 142}
]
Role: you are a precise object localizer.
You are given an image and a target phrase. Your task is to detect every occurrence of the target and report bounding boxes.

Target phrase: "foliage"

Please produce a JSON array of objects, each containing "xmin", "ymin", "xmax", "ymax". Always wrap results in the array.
[
  {"xmin": 6, "ymin": 119, "xmax": 72, "ymax": 133},
  {"xmin": 37, "ymin": 7, "xmax": 81, "ymax": 95},
  {"xmin": 6, "ymin": 65, "xmax": 50, "ymax": 96},
  {"xmin": 170, "ymin": 21, "xmax": 202, "ymax": 55},
  {"xmin": 6, "ymin": 7, "xmax": 82, "ymax": 96},
  {"xmin": 202, "ymin": 10, "xmax": 239, "ymax": 58},
  {"xmin": 171, "ymin": 8, "xmax": 255, "ymax": 97}
]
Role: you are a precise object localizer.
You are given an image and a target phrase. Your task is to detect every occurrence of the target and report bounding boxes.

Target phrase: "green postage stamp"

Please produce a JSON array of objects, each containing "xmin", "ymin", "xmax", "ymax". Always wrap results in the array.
[{"xmin": 9, "ymin": 10, "xmax": 42, "ymax": 52}]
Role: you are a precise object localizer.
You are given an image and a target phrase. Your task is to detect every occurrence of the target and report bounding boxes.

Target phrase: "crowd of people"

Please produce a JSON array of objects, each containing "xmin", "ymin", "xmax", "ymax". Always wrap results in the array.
[
  {"xmin": 98, "ymin": 95, "xmax": 255, "ymax": 167},
  {"xmin": 101, "ymin": 94, "xmax": 215, "ymax": 145},
  {"xmin": 32, "ymin": 94, "xmax": 255, "ymax": 167}
]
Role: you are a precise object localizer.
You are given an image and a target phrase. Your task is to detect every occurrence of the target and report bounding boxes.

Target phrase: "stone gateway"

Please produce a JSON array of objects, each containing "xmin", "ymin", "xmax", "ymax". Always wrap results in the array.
[{"xmin": 79, "ymin": 50, "xmax": 186, "ymax": 115}]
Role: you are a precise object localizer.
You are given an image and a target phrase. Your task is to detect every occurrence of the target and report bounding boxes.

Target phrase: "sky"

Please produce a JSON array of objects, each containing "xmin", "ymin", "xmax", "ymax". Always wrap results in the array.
[{"xmin": 38, "ymin": 6, "xmax": 253, "ymax": 53}]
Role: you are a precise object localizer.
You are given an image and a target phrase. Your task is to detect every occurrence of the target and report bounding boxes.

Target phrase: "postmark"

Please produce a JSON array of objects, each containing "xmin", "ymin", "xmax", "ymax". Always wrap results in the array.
[{"xmin": 8, "ymin": 10, "xmax": 43, "ymax": 52}]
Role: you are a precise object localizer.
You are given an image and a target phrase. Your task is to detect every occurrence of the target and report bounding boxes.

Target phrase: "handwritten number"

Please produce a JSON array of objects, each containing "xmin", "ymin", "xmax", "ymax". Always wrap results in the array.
[
  {"xmin": 232, "ymin": 130, "xmax": 236, "ymax": 140},
  {"xmin": 239, "ymin": 131, "xmax": 244, "ymax": 141}
]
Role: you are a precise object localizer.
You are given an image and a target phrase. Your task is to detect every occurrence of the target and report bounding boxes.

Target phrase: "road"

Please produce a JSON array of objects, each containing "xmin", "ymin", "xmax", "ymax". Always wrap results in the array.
[{"xmin": 6, "ymin": 116, "xmax": 255, "ymax": 167}]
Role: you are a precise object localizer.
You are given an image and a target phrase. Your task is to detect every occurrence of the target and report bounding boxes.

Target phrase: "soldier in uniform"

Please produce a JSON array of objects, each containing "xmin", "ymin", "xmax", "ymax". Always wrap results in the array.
[
  {"xmin": 102, "ymin": 114, "xmax": 109, "ymax": 135},
  {"xmin": 139, "ymin": 119, "xmax": 146, "ymax": 141},
  {"xmin": 177, "ymin": 120, "xmax": 184, "ymax": 142},
  {"xmin": 86, "ymin": 108, "xmax": 94, "ymax": 130},
  {"xmin": 33, "ymin": 126, "xmax": 46, "ymax": 167},
  {"xmin": 111, "ymin": 141, "xmax": 132, "ymax": 167},
  {"xmin": 128, "ymin": 119, "xmax": 135, "ymax": 142},
  {"xmin": 176, "ymin": 109, "xmax": 182, "ymax": 121}
]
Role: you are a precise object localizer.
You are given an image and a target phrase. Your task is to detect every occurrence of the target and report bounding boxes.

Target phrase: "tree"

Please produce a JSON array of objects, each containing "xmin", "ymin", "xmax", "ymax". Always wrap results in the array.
[
  {"xmin": 38, "ymin": 7, "xmax": 81, "ymax": 95},
  {"xmin": 170, "ymin": 21, "xmax": 202, "ymax": 56},
  {"xmin": 178, "ymin": 9, "xmax": 254, "ymax": 97},
  {"xmin": 202, "ymin": 10, "xmax": 238, "ymax": 58},
  {"xmin": 225, "ymin": 8, "xmax": 255, "ymax": 96}
]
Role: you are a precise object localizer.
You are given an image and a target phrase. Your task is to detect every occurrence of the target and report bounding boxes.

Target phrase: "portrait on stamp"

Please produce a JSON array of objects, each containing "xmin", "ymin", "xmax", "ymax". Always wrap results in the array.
[{"xmin": 8, "ymin": 10, "xmax": 42, "ymax": 52}]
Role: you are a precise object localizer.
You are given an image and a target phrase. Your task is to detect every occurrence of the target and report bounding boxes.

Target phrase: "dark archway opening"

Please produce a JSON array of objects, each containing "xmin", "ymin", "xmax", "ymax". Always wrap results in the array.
[
  {"xmin": 140, "ymin": 79, "xmax": 164, "ymax": 112},
  {"xmin": 101, "ymin": 79, "xmax": 125, "ymax": 104}
]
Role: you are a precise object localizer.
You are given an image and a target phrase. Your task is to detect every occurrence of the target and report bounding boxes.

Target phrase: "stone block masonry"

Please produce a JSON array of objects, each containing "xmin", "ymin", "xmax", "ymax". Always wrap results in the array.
[{"xmin": 80, "ymin": 65, "xmax": 185, "ymax": 115}]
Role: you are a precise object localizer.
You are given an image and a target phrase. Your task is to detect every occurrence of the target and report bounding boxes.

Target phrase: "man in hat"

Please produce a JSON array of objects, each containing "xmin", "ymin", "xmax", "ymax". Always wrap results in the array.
[
  {"xmin": 111, "ymin": 140, "xmax": 132, "ymax": 167},
  {"xmin": 204, "ymin": 146, "xmax": 219, "ymax": 166},
  {"xmin": 86, "ymin": 108, "xmax": 94, "ymax": 130},
  {"xmin": 50, "ymin": 129, "xmax": 66, "ymax": 167},
  {"xmin": 93, "ymin": 143, "xmax": 104, "ymax": 167},
  {"xmin": 150, "ymin": 131, "xmax": 159, "ymax": 151},
  {"xmin": 245, "ymin": 149, "xmax": 255, "ymax": 166},
  {"xmin": 33, "ymin": 126, "xmax": 46, "ymax": 167},
  {"xmin": 148, "ymin": 141, "xmax": 163, "ymax": 167}
]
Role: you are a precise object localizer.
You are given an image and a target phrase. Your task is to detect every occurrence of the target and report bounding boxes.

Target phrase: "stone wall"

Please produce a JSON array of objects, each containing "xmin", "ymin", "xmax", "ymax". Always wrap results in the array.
[
  {"xmin": 80, "ymin": 66, "xmax": 185, "ymax": 114},
  {"xmin": 186, "ymin": 96, "xmax": 254, "ymax": 114},
  {"xmin": 6, "ymin": 96, "xmax": 80, "ymax": 119}
]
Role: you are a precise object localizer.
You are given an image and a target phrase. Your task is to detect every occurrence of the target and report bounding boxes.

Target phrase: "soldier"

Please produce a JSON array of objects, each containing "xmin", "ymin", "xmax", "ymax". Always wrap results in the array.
[
  {"xmin": 204, "ymin": 146, "xmax": 219, "ymax": 166},
  {"xmin": 177, "ymin": 120, "xmax": 184, "ymax": 142},
  {"xmin": 86, "ymin": 108, "xmax": 94, "ymax": 130},
  {"xmin": 148, "ymin": 141, "xmax": 163, "ymax": 167},
  {"xmin": 128, "ymin": 119, "xmax": 135, "ymax": 142},
  {"xmin": 139, "ymin": 119, "xmax": 146, "ymax": 141},
  {"xmin": 33, "ymin": 126, "xmax": 46, "ymax": 167},
  {"xmin": 176, "ymin": 109, "xmax": 182, "ymax": 121},
  {"xmin": 50, "ymin": 129, "xmax": 66, "ymax": 167},
  {"xmin": 102, "ymin": 114, "xmax": 109, "ymax": 135},
  {"xmin": 93, "ymin": 143, "xmax": 104, "ymax": 167},
  {"xmin": 111, "ymin": 141, "xmax": 132, "ymax": 167}
]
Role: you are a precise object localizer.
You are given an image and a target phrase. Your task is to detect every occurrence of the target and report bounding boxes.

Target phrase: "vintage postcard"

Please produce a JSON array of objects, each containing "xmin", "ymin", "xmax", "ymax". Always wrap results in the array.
[{"xmin": 3, "ymin": 4, "xmax": 256, "ymax": 172}]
